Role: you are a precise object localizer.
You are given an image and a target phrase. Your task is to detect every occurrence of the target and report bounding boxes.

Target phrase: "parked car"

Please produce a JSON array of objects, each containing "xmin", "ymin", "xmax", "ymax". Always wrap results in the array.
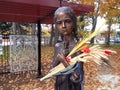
[{"xmin": 114, "ymin": 40, "xmax": 120, "ymax": 43}]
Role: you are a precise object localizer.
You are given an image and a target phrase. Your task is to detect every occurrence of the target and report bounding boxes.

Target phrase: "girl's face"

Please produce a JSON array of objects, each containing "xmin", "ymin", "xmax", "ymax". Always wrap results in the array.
[{"xmin": 55, "ymin": 12, "xmax": 74, "ymax": 36}]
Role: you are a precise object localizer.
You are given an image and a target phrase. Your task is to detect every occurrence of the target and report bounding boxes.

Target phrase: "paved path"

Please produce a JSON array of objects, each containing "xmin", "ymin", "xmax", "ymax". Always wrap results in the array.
[{"xmin": 97, "ymin": 74, "xmax": 120, "ymax": 90}]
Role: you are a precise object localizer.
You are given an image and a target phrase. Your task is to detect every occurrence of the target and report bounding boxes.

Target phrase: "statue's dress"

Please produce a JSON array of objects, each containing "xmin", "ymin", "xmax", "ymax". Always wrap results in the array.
[{"xmin": 51, "ymin": 40, "xmax": 84, "ymax": 90}]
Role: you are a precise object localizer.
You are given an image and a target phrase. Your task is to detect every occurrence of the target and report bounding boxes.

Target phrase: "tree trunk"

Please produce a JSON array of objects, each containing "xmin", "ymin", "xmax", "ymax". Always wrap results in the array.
[
  {"xmin": 31, "ymin": 23, "xmax": 36, "ymax": 35},
  {"xmin": 49, "ymin": 24, "xmax": 54, "ymax": 46},
  {"xmin": 90, "ymin": 16, "xmax": 97, "ymax": 44},
  {"xmin": 90, "ymin": 0, "xmax": 100, "ymax": 44},
  {"xmin": 106, "ymin": 19, "xmax": 112, "ymax": 46},
  {"xmin": 54, "ymin": 29, "xmax": 59, "ymax": 45},
  {"xmin": 79, "ymin": 16, "xmax": 84, "ymax": 39},
  {"xmin": 12, "ymin": 22, "xmax": 16, "ymax": 34}
]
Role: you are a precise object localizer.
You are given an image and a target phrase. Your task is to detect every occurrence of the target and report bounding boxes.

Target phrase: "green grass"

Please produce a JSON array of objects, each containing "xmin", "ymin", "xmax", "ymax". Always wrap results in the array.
[
  {"xmin": 99, "ymin": 44, "xmax": 120, "ymax": 49},
  {"xmin": 0, "ymin": 46, "xmax": 10, "ymax": 61}
]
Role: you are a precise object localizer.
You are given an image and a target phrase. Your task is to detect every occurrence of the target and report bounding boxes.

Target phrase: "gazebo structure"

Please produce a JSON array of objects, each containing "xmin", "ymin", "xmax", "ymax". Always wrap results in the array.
[{"xmin": 0, "ymin": 0, "xmax": 94, "ymax": 77}]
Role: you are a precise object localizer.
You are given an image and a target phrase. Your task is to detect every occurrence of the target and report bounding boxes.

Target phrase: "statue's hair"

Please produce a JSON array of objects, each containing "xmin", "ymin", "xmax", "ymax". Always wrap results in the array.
[
  {"xmin": 54, "ymin": 6, "xmax": 76, "ymax": 24},
  {"xmin": 54, "ymin": 6, "xmax": 79, "ymax": 41}
]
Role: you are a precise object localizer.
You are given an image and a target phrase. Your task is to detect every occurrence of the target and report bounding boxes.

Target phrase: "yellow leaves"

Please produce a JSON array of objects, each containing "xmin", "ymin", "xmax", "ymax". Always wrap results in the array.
[
  {"xmin": 2, "ymin": 30, "xmax": 10, "ymax": 35},
  {"xmin": 8, "ymin": 80, "xmax": 13, "ymax": 84},
  {"xmin": 0, "ymin": 46, "xmax": 120, "ymax": 89},
  {"xmin": 72, "ymin": 0, "xmax": 119, "ymax": 18},
  {"xmin": 77, "ymin": 20, "xmax": 85, "ymax": 26},
  {"xmin": 79, "ymin": 0, "xmax": 94, "ymax": 6},
  {"xmin": 77, "ymin": 0, "xmax": 120, "ymax": 19},
  {"xmin": 99, "ymin": 0, "xmax": 120, "ymax": 18},
  {"xmin": 42, "ymin": 26, "xmax": 51, "ymax": 38},
  {"xmin": 108, "ymin": 9, "xmax": 120, "ymax": 18},
  {"xmin": 78, "ymin": 30, "xmax": 89, "ymax": 38},
  {"xmin": 42, "ymin": 30, "xmax": 51, "ymax": 38}
]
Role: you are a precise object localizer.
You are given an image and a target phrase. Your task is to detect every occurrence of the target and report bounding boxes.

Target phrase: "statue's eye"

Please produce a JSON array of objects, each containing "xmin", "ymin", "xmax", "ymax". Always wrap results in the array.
[
  {"xmin": 56, "ymin": 21, "xmax": 62, "ymax": 25},
  {"xmin": 56, "ymin": 19, "xmax": 72, "ymax": 25},
  {"xmin": 64, "ymin": 19, "xmax": 72, "ymax": 24}
]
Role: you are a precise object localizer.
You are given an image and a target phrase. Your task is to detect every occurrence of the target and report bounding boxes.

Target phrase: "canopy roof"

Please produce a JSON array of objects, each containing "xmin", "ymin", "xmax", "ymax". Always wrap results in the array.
[{"xmin": 0, "ymin": 0, "xmax": 94, "ymax": 23}]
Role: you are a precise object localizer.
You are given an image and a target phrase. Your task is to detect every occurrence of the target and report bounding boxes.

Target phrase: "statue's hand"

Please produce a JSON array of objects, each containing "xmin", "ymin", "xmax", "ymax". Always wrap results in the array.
[
  {"xmin": 70, "ymin": 68, "xmax": 82, "ymax": 83},
  {"xmin": 57, "ymin": 53, "xmax": 69, "ymax": 67}
]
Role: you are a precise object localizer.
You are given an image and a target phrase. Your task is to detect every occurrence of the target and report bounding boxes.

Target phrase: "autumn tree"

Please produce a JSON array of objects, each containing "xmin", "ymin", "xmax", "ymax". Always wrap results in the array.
[
  {"xmin": 67, "ymin": 0, "xmax": 120, "ymax": 45},
  {"xmin": 0, "ymin": 22, "xmax": 12, "ymax": 34},
  {"xmin": 99, "ymin": 0, "xmax": 120, "ymax": 45}
]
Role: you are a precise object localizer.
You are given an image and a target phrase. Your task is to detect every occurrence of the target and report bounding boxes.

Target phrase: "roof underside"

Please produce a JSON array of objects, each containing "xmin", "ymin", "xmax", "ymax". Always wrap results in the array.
[{"xmin": 0, "ymin": 0, "xmax": 94, "ymax": 24}]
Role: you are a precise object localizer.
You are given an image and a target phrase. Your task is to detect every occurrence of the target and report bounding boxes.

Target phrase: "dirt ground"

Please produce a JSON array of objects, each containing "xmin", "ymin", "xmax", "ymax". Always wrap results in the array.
[{"xmin": 0, "ymin": 46, "xmax": 120, "ymax": 90}]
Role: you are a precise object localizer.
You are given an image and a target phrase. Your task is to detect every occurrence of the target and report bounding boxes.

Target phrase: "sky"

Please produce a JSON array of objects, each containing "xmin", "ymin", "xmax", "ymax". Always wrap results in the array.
[{"xmin": 85, "ymin": 17, "xmax": 120, "ymax": 32}]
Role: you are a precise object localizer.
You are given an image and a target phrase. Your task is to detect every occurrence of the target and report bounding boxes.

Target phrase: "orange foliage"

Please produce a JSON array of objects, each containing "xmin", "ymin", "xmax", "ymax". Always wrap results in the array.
[
  {"xmin": 76, "ymin": 0, "xmax": 120, "ymax": 18},
  {"xmin": 99, "ymin": 0, "xmax": 120, "ymax": 18},
  {"xmin": 78, "ymin": 0, "xmax": 94, "ymax": 6}
]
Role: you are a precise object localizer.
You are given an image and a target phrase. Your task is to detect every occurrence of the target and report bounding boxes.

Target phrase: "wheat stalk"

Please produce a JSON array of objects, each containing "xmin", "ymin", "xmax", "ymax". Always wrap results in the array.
[
  {"xmin": 67, "ymin": 21, "xmax": 106, "ymax": 57},
  {"xmin": 40, "ymin": 45, "xmax": 116, "ymax": 81},
  {"xmin": 40, "ymin": 21, "xmax": 117, "ymax": 81}
]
